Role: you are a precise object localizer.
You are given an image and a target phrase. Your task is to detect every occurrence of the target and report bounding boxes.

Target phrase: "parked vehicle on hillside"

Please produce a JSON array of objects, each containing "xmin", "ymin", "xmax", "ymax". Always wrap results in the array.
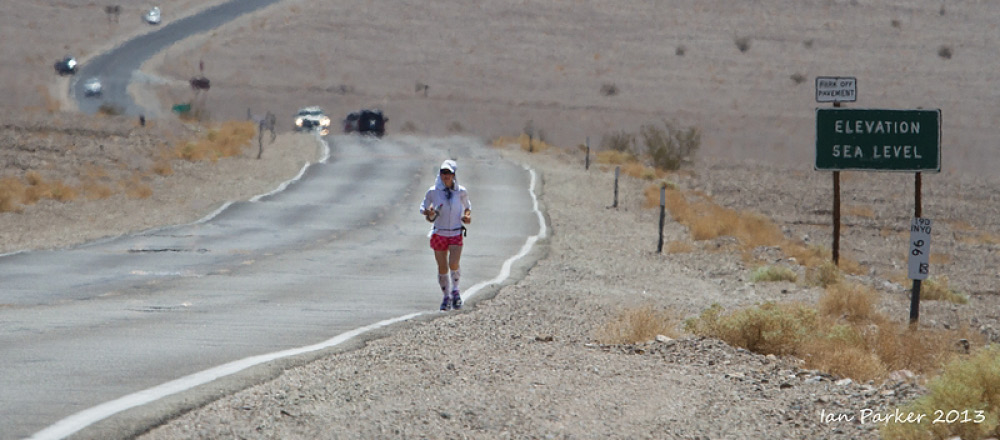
[
  {"xmin": 144, "ymin": 6, "xmax": 161, "ymax": 25},
  {"xmin": 344, "ymin": 109, "xmax": 387, "ymax": 137},
  {"xmin": 53, "ymin": 55, "xmax": 77, "ymax": 75}
]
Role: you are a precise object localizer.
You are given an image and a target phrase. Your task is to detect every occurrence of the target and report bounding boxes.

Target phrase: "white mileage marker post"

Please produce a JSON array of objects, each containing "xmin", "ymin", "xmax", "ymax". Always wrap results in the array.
[
  {"xmin": 908, "ymin": 218, "xmax": 932, "ymax": 280},
  {"xmin": 908, "ymin": 218, "xmax": 932, "ymax": 323}
]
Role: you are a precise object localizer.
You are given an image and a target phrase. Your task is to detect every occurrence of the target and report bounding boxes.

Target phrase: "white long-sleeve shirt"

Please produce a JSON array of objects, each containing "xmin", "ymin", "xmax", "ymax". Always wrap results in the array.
[{"xmin": 420, "ymin": 179, "xmax": 471, "ymax": 237}]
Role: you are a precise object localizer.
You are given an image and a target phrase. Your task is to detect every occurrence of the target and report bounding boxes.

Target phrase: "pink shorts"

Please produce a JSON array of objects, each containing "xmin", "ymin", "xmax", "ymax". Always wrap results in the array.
[{"xmin": 430, "ymin": 233, "xmax": 463, "ymax": 251}]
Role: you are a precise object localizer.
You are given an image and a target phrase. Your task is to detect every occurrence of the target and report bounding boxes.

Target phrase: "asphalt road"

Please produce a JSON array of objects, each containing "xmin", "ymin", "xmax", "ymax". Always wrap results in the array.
[
  {"xmin": 71, "ymin": 0, "xmax": 283, "ymax": 115},
  {"xmin": 0, "ymin": 134, "xmax": 543, "ymax": 439},
  {"xmin": 26, "ymin": 3, "xmax": 543, "ymax": 438}
]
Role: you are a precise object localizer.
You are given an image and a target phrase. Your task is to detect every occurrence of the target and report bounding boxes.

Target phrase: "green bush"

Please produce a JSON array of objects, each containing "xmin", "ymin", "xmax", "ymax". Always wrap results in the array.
[
  {"xmin": 640, "ymin": 120, "xmax": 701, "ymax": 171},
  {"xmin": 750, "ymin": 265, "xmax": 798, "ymax": 283},
  {"xmin": 921, "ymin": 276, "xmax": 969, "ymax": 304},
  {"xmin": 601, "ymin": 130, "xmax": 635, "ymax": 153}
]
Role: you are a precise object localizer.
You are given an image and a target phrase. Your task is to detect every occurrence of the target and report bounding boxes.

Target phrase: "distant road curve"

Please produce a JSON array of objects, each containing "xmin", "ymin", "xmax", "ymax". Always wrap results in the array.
[{"xmin": 71, "ymin": 0, "xmax": 281, "ymax": 116}]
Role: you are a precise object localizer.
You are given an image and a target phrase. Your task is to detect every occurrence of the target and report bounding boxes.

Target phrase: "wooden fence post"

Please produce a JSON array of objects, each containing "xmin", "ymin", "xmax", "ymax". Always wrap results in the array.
[
  {"xmin": 612, "ymin": 166, "xmax": 620, "ymax": 208},
  {"xmin": 657, "ymin": 185, "xmax": 666, "ymax": 253}
]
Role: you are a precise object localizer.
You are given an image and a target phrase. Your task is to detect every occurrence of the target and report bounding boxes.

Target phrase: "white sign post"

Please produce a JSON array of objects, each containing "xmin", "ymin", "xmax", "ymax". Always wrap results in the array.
[
  {"xmin": 908, "ymin": 218, "xmax": 932, "ymax": 280},
  {"xmin": 815, "ymin": 76, "xmax": 857, "ymax": 103}
]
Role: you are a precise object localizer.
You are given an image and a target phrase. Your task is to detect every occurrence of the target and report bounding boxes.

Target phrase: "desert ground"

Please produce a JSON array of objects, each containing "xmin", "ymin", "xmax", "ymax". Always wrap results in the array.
[{"xmin": 2, "ymin": 0, "xmax": 1000, "ymax": 438}]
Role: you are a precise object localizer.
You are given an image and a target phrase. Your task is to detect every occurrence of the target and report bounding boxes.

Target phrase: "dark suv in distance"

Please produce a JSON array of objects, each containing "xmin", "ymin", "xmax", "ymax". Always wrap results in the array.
[
  {"xmin": 54, "ymin": 55, "xmax": 77, "ymax": 75},
  {"xmin": 343, "ymin": 109, "xmax": 387, "ymax": 137}
]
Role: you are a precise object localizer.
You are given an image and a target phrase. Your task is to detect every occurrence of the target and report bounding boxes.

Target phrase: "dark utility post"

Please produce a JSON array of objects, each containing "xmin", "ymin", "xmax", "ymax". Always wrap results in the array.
[
  {"xmin": 832, "ymin": 101, "xmax": 842, "ymax": 266},
  {"xmin": 612, "ymin": 166, "xmax": 620, "ymax": 208},
  {"xmin": 585, "ymin": 136, "xmax": 590, "ymax": 170},
  {"xmin": 657, "ymin": 185, "xmax": 666, "ymax": 253}
]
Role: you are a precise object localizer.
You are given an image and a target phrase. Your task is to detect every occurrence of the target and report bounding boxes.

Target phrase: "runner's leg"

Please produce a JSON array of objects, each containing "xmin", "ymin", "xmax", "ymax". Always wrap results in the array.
[{"xmin": 448, "ymin": 244, "xmax": 463, "ymax": 309}]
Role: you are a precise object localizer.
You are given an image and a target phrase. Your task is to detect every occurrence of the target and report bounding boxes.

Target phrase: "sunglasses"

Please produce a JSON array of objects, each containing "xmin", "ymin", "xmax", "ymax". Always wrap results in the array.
[{"xmin": 440, "ymin": 170, "xmax": 454, "ymax": 175}]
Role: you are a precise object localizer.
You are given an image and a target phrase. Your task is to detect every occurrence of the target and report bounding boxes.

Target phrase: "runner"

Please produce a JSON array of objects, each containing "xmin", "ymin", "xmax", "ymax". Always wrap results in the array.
[{"xmin": 419, "ymin": 160, "xmax": 472, "ymax": 311}]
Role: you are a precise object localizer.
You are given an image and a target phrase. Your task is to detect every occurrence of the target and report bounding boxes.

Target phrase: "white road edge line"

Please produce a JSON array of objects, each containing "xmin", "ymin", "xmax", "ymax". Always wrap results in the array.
[{"xmin": 29, "ymin": 158, "xmax": 546, "ymax": 440}]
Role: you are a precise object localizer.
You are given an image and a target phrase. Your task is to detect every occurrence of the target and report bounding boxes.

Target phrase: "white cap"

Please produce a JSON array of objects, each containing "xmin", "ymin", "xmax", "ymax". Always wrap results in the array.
[{"xmin": 440, "ymin": 160, "xmax": 457, "ymax": 174}]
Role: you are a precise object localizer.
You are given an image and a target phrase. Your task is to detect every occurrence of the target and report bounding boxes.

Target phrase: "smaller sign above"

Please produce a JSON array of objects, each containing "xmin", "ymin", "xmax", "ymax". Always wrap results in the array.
[
  {"xmin": 908, "ymin": 218, "xmax": 932, "ymax": 280},
  {"xmin": 816, "ymin": 76, "xmax": 857, "ymax": 103}
]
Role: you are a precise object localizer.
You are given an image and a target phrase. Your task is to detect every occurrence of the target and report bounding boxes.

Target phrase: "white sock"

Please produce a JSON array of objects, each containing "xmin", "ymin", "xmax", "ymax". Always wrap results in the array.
[
  {"xmin": 438, "ymin": 273, "xmax": 450, "ymax": 296},
  {"xmin": 450, "ymin": 269, "xmax": 461, "ymax": 294}
]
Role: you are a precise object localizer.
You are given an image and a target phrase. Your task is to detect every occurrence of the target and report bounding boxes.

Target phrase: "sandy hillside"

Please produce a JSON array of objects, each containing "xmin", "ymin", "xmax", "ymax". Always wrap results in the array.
[{"xmin": 139, "ymin": 0, "xmax": 1000, "ymax": 173}]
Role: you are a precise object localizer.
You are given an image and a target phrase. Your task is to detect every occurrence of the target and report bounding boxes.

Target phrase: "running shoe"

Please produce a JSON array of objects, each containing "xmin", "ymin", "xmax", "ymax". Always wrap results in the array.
[
  {"xmin": 440, "ymin": 296, "xmax": 451, "ymax": 311},
  {"xmin": 451, "ymin": 290, "xmax": 462, "ymax": 310}
]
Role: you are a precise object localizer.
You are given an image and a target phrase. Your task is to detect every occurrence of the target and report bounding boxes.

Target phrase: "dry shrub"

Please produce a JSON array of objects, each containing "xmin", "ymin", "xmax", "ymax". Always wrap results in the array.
[
  {"xmin": 931, "ymin": 253, "xmax": 953, "ymax": 265},
  {"xmin": 871, "ymin": 320, "xmax": 978, "ymax": 375},
  {"xmin": 48, "ymin": 180, "xmax": 77, "ymax": 202},
  {"xmin": 883, "ymin": 345, "xmax": 1000, "ymax": 440},
  {"xmin": 621, "ymin": 161, "xmax": 658, "ymax": 181},
  {"xmin": 938, "ymin": 45, "xmax": 953, "ymax": 59},
  {"xmin": 685, "ymin": 302, "xmax": 819, "ymax": 356},
  {"xmin": 121, "ymin": 175, "xmax": 153, "ymax": 199},
  {"xmin": 688, "ymin": 297, "xmax": 981, "ymax": 382},
  {"xmin": 81, "ymin": 163, "xmax": 109, "ymax": 180},
  {"xmin": 127, "ymin": 184, "xmax": 153, "ymax": 199},
  {"xmin": 666, "ymin": 189, "xmax": 784, "ymax": 250},
  {"xmin": 819, "ymin": 282, "xmax": 877, "ymax": 322},
  {"xmin": 490, "ymin": 134, "xmax": 551, "ymax": 152},
  {"xmin": 642, "ymin": 181, "xmax": 677, "ymax": 208},
  {"xmin": 735, "ymin": 36, "xmax": 752, "ymax": 53},
  {"xmin": 736, "ymin": 213, "xmax": 786, "ymax": 249},
  {"xmin": 665, "ymin": 240, "xmax": 694, "ymax": 253},
  {"xmin": 921, "ymin": 276, "xmax": 969, "ymax": 304},
  {"xmin": 843, "ymin": 204, "xmax": 875, "ymax": 218},
  {"xmin": 594, "ymin": 149, "xmax": 635, "ymax": 165},
  {"xmin": 0, "ymin": 177, "xmax": 26, "ymax": 213},
  {"xmin": 600, "ymin": 130, "xmax": 635, "ymax": 153},
  {"xmin": 597, "ymin": 304, "xmax": 682, "ymax": 344},
  {"xmin": 800, "ymin": 336, "xmax": 887, "ymax": 382},
  {"xmin": 837, "ymin": 255, "xmax": 867, "ymax": 276},
  {"xmin": 807, "ymin": 261, "xmax": 843, "ymax": 287},
  {"xmin": 175, "ymin": 121, "xmax": 255, "ymax": 161},
  {"xmin": 152, "ymin": 159, "xmax": 174, "ymax": 176},
  {"xmin": 784, "ymin": 242, "xmax": 829, "ymax": 268},
  {"xmin": 750, "ymin": 265, "xmax": 798, "ymax": 283},
  {"xmin": 81, "ymin": 181, "xmax": 114, "ymax": 200},
  {"xmin": 976, "ymin": 232, "xmax": 1000, "ymax": 246},
  {"xmin": 2, "ymin": 172, "xmax": 79, "ymax": 205},
  {"xmin": 498, "ymin": 133, "xmax": 554, "ymax": 153},
  {"xmin": 959, "ymin": 232, "xmax": 1000, "ymax": 246},
  {"xmin": 943, "ymin": 219, "xmax": 975, "ymax": 232}
]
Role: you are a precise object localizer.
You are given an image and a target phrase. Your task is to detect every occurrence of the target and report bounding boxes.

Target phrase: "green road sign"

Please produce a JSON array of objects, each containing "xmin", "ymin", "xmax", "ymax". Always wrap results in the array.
[{"xmin": 815, "ymin": 108, "xmax": 940, "ymax": 172}]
